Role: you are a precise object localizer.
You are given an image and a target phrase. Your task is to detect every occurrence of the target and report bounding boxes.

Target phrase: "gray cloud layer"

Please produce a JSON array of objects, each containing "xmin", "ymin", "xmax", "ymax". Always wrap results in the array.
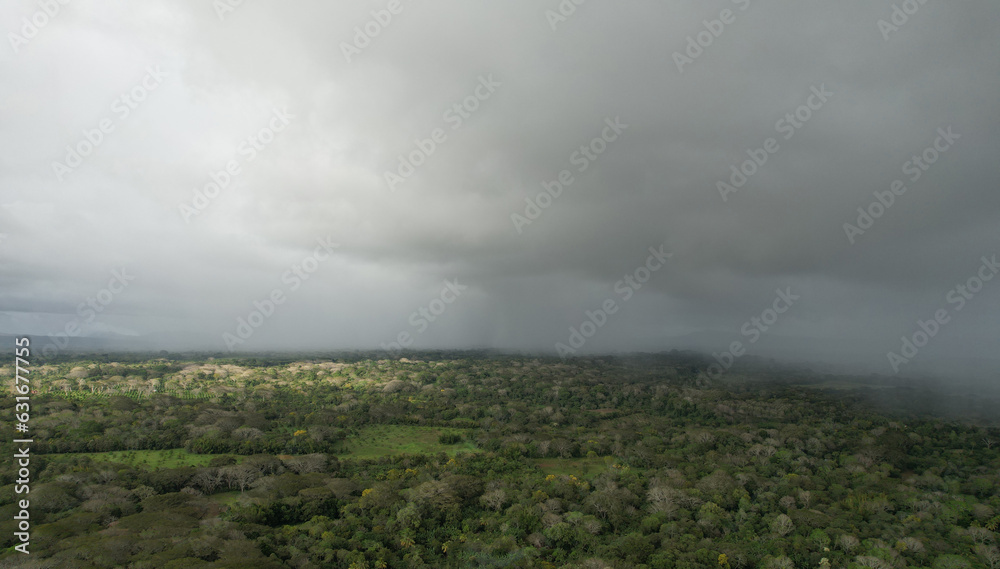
[{"xmin": 1, "ymin": 0, "xmax": 998, "ymax": 376}]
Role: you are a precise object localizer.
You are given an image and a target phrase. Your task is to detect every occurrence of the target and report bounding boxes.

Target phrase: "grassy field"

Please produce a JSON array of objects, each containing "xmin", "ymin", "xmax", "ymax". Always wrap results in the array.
[
  {"xmin": 47, "ymin": 449, "xmax": 244, "ymax": 469},
  {"xmin": 208, "ymin": 491, "xmax": 243, "ymax": 506},
  {"xmin": 43, "ymin": 425, "xmax": 478, "ymax": 470},
  {"xmin": 341, "ymin": 425, "xmax": 478, "ymax": 458},
  {"xmin": 530, "ymin": 457, "xmax": 613, "ymax": 478}
]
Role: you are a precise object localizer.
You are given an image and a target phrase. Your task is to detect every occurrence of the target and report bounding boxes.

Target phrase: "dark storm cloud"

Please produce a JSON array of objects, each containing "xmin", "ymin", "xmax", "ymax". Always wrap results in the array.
[{"xmin": 1, "ymin": 0, "xmax": 998, "ymax": 374}]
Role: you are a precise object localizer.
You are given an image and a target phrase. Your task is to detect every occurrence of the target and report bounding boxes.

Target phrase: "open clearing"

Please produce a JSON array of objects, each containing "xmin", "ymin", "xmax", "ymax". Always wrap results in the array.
[
  {"xmin": 208, "ymin": 491, "xmax": 244, "ymax": 506},
  {"xmin": 342, "ymin": 425, "xmax": 478, "ymax": 458},
  {"xmin": 46, "ymin": 449, "xmax": 244, "ymax": 469},
  {"xmin": 46, "ymin": 425, "xmax": 478, "ymax": 469},
  {"xmin": 530, "ymin": 457, "xmax": 613, "ymax": 478}
]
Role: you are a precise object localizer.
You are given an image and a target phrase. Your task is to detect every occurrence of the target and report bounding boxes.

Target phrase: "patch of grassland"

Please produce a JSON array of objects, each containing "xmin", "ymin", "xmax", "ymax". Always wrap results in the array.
[
  {"xmin": 530, "ymin": 457, "xmax": 615, "ymax": 478},
  {"xmin": 208, "ymin": 491, "xmax": 243, "ymax": 506},
  {"xmin": 46, "ymin": 449, "xmax": 244, "ymax": 469},
  {"xmin": 342, "ymin": 425, "xmax": 478, "ymax": 458},
  {"xmin": 44, "ymin": 426, "xmax": 478, "ymax": 468}
]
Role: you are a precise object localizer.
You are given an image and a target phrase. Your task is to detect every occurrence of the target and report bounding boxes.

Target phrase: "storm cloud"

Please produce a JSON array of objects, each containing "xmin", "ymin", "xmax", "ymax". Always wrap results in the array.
[{"xmin": 1, "ymin": 0, "xmax": 998, "ymax": 376}]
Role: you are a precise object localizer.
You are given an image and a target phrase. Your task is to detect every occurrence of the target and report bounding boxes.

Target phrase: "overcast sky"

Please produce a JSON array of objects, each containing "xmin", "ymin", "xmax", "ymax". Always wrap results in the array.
[{"xmin": 1, "ymin": 0, "xmax": 998, "ymax": 374}]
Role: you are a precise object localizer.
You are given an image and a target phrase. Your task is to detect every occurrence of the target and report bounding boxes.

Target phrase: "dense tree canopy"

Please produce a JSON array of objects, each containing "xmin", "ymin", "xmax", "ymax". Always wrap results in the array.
[{"xmin": 1, "ymin": 354, "xmax": 998, "ymax": 568}]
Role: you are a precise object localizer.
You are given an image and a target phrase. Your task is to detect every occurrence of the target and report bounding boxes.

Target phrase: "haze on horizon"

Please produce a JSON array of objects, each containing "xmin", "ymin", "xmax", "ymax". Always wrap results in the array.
[{"xmin": 1, "ymin": 1, "xmax": 999, "ymax": 380}]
